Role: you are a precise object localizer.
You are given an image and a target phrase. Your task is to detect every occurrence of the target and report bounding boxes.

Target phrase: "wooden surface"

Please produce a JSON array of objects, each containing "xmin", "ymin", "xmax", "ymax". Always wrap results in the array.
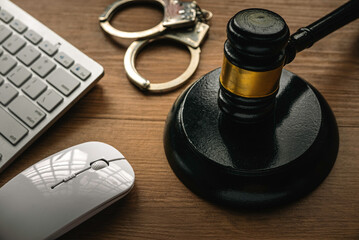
[{"xmin": 2, "ymin": 0, "xmax": 359, "ymax": 239}]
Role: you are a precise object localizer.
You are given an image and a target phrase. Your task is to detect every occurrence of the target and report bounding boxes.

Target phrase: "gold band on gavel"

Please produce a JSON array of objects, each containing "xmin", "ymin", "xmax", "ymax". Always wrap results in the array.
[{"xmin": 219, "ymin": 56, "xmax": 283, "ymax": 98}]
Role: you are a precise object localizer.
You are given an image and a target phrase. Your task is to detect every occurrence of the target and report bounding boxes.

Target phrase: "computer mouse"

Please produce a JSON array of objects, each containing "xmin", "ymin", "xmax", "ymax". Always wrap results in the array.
[{"xmin": 0, "ymin": 141, "xmax": 135, "ymax": 240}]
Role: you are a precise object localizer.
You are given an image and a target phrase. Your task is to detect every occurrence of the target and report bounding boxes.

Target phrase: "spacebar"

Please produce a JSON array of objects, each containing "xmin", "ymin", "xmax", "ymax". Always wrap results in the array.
[{"xmin": 0, "ymin": 107, "xmax": 28, "ymax": 145}]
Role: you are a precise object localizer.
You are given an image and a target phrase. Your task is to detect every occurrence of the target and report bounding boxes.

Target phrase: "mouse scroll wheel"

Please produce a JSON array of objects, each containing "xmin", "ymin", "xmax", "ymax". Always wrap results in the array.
[{"xmin": 90, "ymin": 160, "xmax": 109, "ymax": 170}]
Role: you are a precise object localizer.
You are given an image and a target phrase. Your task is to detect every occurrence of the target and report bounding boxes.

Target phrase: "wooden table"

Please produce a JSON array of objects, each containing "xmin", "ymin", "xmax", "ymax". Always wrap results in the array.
[{"xmin": 2, "ymin": 0, "xmax": 359, "ymax": 239}]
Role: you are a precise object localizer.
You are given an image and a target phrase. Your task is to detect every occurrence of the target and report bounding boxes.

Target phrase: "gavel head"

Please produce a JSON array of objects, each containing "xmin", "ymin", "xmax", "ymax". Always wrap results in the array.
[{"xmin": 219, "ymin": 9, "xmax": 290, "ymax": 122}]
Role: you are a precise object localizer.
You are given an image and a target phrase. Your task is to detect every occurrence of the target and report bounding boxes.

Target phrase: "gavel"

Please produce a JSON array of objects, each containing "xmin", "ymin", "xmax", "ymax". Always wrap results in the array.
[{"xmin": 164, "ymin": 0, "xmax": 359, "ymax": 208}]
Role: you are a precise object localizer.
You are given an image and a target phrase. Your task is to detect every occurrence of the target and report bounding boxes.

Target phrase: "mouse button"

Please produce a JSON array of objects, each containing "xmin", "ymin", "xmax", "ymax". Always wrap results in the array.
[
  {"xmin": 96, "ymin": 163, "xmax": 135, "ymax": 192},
  {"xmin": 20, "ymin": 148, "xmax": 91, "ymax": 192},
  {"xmin": 110, "ymin": 160, "xmax": 135, "ymax": 179},
  {"xmin": 21, "ymin": 159, "xmax": 59, "ymax": 191},
  {"xmin": 81, "ymin": 142, "xmax": 125, "ymax": 160},
  {"xmin": 39, "ymin": 148, "xmax": 90, "ymax": 175},
  {"xmin": 90, "ymin": 159, "xmax": 109, "ymax": 171},
  {"xmin": 91, "ymin": 162, "xmax": 134, "ymax": 189}
]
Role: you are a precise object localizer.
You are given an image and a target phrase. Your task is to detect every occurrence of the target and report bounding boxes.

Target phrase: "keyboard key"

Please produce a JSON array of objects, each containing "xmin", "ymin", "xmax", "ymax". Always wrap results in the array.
[
  {"xmin": 31, "ymin": 56, "xmax": 56, "ymax": 78},
  {"xmin": 47, "ymin": 68, "xmax": 80, "ymax": 96},
  {"xmin": 0, "ymin": 9, "xmax": 14, "ymax": 23},
  {"xmin": 10, "ymin": 19, "xmax": 27, "ymax": 34},
  {"xmin": 0, "ymin": 83, "xmax": 18, "ymax": 106},
  {"xmin": 0, "ymin": 54, "xmax": 17, "ymax": 75},
  {"xmin": 3, "ymin": 35, "xmax": 26, "ymax": 54},
  {"xmin": 17, "ymin": 45, "xmax": 41, "ymax": 66},
  {"xmin": 7, "ymin": 65, "xmax": 32, "ymax": 87},
  {"xmin": 37, "ymin": 89, "xmax": 63, "ymax": 112},
  {"xmin": 39, "ymin": 40, "xmax": 58, "ymax": 56},
  {"xmin": 0, "ymin": 107, "xmax": 28, "ymax": 145},
  {"xmin": 0, "ymin": 77, "xmax": 3, "ymax": 85},
  {"xmin": 71, "ymin": 64, "xmax": 91, "ymax": 80},
  {"xmin": 0, "ymin": 48, "xmax": 3, "ymax": 56},
  {"xmin": 24, "ymin": 29, "xmax": 42, "ymax": 45},
  {"xmin": 22, "ymin": 77, "xmax": 47, "ymax": 100},
  {"xmin": 0, "ymin": 24, "xmax": 12, "ymax": 43},
  {"xmin": 8, "ymin": 96, "xmax": 46, "ymax": 128},
  {"xmin": 54, "ymin": 52, "xmax": 74, "ymax": 68}
]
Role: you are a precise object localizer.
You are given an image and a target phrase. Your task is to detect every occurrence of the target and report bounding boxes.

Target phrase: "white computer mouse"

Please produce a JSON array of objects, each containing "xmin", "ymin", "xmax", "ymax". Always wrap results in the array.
[{"xmin": 0, "ymin": 142, "xmax": 135, "ymax": 240}]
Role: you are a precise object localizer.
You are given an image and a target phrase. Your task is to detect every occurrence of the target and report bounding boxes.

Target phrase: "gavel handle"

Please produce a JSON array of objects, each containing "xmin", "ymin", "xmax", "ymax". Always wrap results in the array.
[{"xmin": 285, "ymin": 0, "xmax": 359, "ymax": 64}]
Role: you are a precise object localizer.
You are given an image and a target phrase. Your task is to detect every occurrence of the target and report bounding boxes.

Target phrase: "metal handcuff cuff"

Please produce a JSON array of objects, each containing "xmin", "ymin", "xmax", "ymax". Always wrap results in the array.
[{"xmin": 99, "ymin": 0, "xmax": 212, "ymax": 93}]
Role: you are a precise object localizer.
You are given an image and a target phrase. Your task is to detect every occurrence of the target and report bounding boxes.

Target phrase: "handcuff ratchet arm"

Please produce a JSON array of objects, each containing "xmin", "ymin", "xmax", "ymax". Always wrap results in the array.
[
  {"xmin": 124, "ymin": 22, "xmax": 208, "ymax": 93},
  {"xmin": 99, "ymin": 0, "xmax": 199, "ymax": 39}
]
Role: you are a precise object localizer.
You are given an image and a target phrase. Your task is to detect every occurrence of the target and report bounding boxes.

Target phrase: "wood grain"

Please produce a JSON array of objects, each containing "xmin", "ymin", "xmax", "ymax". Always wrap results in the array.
[{"xmin": 1, "ymin": 0, "xmax": 359, "ymax": 239}]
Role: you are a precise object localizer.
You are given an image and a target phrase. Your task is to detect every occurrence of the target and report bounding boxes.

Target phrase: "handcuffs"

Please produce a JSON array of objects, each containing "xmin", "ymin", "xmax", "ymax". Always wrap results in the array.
[{"xmin": 99, "ymin": 0, "xmax": 212, "ymax": 93}]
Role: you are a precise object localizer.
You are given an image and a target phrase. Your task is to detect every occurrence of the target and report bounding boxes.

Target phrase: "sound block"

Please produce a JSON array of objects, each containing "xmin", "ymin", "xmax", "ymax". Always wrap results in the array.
[{"xmin": 164, "ymin": 68, "xmax": 339, "ymax": 209}]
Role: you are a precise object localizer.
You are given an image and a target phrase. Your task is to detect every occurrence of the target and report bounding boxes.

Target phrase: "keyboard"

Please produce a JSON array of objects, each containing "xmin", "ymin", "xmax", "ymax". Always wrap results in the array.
[{"xmin": 0, "ymin": 0, "xmax": 104, "ymax": 172}]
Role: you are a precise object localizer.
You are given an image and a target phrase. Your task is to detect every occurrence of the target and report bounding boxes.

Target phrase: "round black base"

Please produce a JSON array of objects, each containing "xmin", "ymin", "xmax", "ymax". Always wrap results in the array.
[{"xmin": 164, "ymin": 68, "xmax": 339, "ymax": 209}]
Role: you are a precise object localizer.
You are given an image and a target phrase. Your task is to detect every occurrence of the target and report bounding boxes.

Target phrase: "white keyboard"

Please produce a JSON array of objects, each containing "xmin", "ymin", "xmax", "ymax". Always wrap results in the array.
[{"xmin": 0, "ymin": 0, "xmax": 104, "ymax": 172}]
